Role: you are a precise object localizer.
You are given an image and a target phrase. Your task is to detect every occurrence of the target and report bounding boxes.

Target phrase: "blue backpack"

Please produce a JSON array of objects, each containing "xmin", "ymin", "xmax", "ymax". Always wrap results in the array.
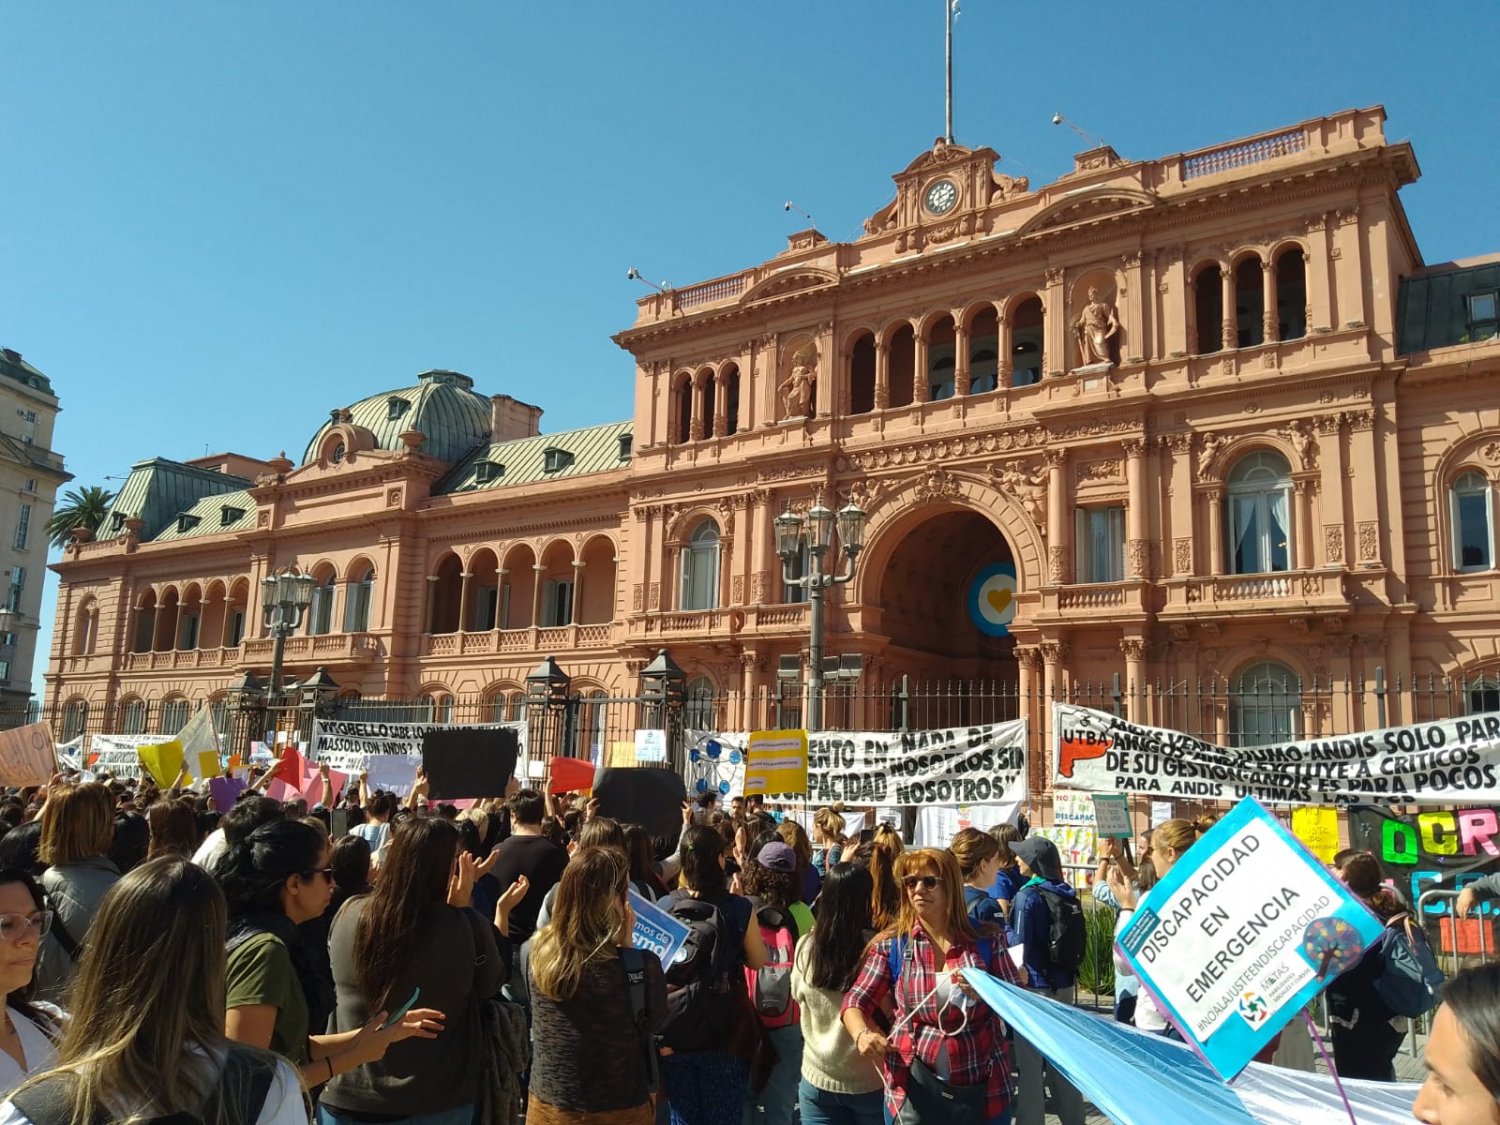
[
  {"xmin": 1373, "ymin": 915, "xmax": 1445, "ymax": 1018},
  {"xmin": 888, "ymin": 933, "xmax": 995, "ymax": 986}
]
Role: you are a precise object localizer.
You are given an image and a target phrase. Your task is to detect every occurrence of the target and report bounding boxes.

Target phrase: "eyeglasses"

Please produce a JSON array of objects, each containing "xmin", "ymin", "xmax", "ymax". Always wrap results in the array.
[
  {"xmin": 901, "ymin": 875, "xmax": 941, "ymax": 891},
  {"xmin": 301, "ymin": 868, "xmax": 335, "ymax": 883},
  {"xmin": 0, "ymin": 911, "xmax": 52, "ymax": 942}
]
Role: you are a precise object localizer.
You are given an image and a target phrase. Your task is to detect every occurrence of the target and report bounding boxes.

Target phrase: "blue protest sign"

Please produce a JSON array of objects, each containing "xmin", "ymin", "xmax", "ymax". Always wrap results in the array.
[
  {"xmin": 1116, "ymin": 796, "xmax": 1384, "ymax": 1079},
  {"xmin": 629, "ymin": 890, "xmax": 690, "ymax": 968}
]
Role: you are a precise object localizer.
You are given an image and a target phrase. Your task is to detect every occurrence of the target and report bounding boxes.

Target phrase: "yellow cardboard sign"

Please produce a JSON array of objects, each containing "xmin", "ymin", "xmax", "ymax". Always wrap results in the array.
[
  {"xmin": 138, "ymin": 740, "xmax": 186, "ymax": 788},
  {"xmin": 744, "ymin": 729, "xmax": 809, "ymax": 797},
  {"xmin": 608, "ymin": 741, "xmax": 638, "ymax": 768},
  {"xmin": 1291, "ymin": 805, "xmax": 1340, "ymax": 864}
]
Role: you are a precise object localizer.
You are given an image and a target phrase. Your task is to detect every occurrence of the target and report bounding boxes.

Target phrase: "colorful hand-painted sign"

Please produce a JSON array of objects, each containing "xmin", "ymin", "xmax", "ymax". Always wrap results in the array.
[{"xmin": 968, "ymin": 562, "xmax": 1018, "ymax": 637}]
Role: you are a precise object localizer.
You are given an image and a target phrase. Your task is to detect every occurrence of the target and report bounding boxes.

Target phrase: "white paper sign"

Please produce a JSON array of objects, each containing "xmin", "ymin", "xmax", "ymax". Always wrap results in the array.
[{"xmin": 634, "ymin": 729, "xmax": 668, "ymax": 763}]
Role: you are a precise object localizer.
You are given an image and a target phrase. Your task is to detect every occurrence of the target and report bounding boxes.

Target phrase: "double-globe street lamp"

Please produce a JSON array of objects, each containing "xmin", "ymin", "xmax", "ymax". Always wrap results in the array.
[
  {"xmin": 774, "ymin": 498, "xmax": 866, "ymax": 732},
  {"xmin": 261, "ymin": 566, "xmax": 316, "ymax": 734}
]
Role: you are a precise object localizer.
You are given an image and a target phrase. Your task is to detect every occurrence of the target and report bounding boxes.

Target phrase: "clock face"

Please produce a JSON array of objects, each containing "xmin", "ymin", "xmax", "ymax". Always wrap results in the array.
[{"xmin": 924, "ymin": 179, "xmax": 958, "ymax": 215}]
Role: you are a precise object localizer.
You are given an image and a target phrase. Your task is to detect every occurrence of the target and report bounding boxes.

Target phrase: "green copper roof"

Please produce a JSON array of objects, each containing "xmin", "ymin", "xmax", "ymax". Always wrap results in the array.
[
  {"xmin": 0, "ymin": 349, "xmax": 54, "ymax": 396},
  {"xmin": 304, "ymin": 370, "xmax": 492, "ymax": 467},
  {"xmin": 150, "ymin": 489, "xmax": 256, "ymax": 542},
  {"xmin": 438, "ymin": 420, "xmax": 632, "ymax": 494},
  {"xmin": 102, "ymin": 460, "xmax": 252, "ymax": 542},
  {"xmin": 1398, "ymin": 260, "xmax": 1500, "ymax": 352}
]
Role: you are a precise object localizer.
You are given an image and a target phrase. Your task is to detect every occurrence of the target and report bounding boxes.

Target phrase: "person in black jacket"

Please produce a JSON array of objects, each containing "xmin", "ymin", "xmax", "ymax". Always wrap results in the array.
[{"xmin": 1328, "ymin": 852, "xmax": 1409, "ymax": 1081}]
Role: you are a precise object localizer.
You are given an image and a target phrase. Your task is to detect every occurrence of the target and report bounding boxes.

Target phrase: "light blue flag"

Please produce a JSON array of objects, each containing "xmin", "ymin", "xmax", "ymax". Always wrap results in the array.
[{"xmin": 961, "ymin": 971, "xmax": 1258, "ymax": 1125}]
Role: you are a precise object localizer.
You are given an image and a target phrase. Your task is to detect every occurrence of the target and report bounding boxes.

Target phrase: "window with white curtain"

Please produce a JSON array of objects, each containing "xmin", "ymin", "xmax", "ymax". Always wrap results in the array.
[
  {"xmin": 344, "ymin": 569, "xmax": 375, "ymax": 631},
  {"xmin": 680, "ymin": 521, "xmax": 720, "ymax": 610},
  {"xmin": 1075, "ymin": 506, "xmax": 1125, "ymax": 583},
  {"xmin": 308, "ymin": 576, "xmax": 336, "ymax": 635},
  {"xmin": 782, "ymin": 541, "xmax": 809, "ymax": 604},
  {"xmin": 1227, "ymin": 452, "xmax": 1292, "ymax": 574},
  {"xmin": 1452, "ymin": 471, "xmax": 1494, "ymax": 572},
  {"xmin": 1228, "ymin": 661, "xmax": 1302, "ymax": 747}
]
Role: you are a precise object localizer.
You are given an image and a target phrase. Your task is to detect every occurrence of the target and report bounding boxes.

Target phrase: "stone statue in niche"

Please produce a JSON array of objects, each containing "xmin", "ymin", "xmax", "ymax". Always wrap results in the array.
[
  {"xmin": 778, "ymin": 345, "xmax": 818, "ymax": 420},
  {"xmin": 994, "ymin": 460, "xmax": 1048, "ymax": 532},
  {"xmin": 1286, "ymin": 420, "xmax": 1317, "ymax": 470},
  {"xmin": 1074, "ymin": 286, "xmax": 1121, "ymax": 367},
  {"xmin": 1196, "ymin": 432, "xmax": 1224, "ymax": 479}
]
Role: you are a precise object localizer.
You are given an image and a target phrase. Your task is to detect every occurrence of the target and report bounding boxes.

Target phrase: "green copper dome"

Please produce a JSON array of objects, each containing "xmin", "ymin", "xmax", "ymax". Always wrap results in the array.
[{"xmin": 303, "ymin": 370, "xmax": 492, "ymax": 466}]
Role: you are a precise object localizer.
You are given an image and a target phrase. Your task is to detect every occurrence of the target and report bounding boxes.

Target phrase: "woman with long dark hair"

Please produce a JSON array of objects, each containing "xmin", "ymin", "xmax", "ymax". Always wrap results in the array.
[
  {"xmin": 218, "ymin": 820, "xmax": 440, "ymax": 1088},
  {"xmin": 623, "ymin": 823, "xmax": 667, "ymax": 901},
  {"xmin": 321, "ymin": 815, "xmax": 512, "ymax": 1125},
  {"xmin": 791, "ymin": 864, "xmax": 881, "ymax": 1125},
  {"xmin": 528, "ymin": 847, "xmax": 667, "ymax": 1124},
  {"xmin": 1, "ymin": 856, "xmax": 306, "ymax": 1123},
  {"xmin": 661, "ymin": 825, "xmax": 767, "ymax": 1125},
  {"xmin": 841, "ymin": 848, "xmax": 1023, "ymax": 1125},
  {"xmin": 0, "ymin": 871, "xmax": 62, "ymax": 1096},
  {"xmin": 1414, "ymin": 961, "xmax": 1500, "ymax": 1124}
]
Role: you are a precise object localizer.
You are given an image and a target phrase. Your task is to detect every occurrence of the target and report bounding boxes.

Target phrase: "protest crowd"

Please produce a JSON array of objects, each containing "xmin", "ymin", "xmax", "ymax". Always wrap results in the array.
[{"xmin": 0, "ymin": 748, "xmax": 1489, "ymax": 1125}]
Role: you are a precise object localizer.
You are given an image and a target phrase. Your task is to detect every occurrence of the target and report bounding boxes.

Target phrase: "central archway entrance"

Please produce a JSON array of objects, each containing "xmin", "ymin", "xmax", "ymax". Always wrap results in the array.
[{"xmin": 854, "ymin": 504, "xmax": 1021, "ymax": 728}]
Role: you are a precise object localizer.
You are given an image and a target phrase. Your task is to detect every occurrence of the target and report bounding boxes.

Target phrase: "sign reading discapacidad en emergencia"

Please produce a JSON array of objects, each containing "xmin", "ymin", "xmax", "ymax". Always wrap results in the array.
[
  {"xmin": 1116, "ymin": 797, "xmax": 1384, "ymax": 1079},
  {"xmin": 1054, "ymin": 702, "xmax": 1500, "ymax": 806}
]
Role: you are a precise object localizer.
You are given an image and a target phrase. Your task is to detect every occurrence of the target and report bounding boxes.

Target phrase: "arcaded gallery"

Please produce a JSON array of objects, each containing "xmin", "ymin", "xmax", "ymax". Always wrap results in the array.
[{"xmin": 45, "ymin": 106, "xmax": 1500, "ymax": 795}]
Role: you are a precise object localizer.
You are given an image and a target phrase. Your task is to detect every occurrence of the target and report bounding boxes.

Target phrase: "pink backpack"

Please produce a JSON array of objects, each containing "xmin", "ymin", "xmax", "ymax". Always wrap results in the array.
[{"xmin": 746, "ymin": 903, "xmax": 799, "ymax": 1029}]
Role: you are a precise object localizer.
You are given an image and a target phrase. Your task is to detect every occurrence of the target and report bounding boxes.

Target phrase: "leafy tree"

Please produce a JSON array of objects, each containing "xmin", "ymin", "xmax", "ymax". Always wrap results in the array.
[{"xmin": 45, "ymin": 485, "xmax": 114, "ymax": 549}]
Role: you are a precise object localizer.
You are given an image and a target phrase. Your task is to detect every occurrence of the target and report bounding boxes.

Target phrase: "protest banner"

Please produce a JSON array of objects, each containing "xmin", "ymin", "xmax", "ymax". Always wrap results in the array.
[
  {"xmin": 1093, "ymin": 793, "xmax": 1133, "ymax": 839},
  {"xmin": 634, "ymin": 729, "xmax": 667, "ymax": 763},
  {"xmin": 89, "ymin": 734, "xmax": 171, "ymax": 779},
  {"xmin": 913, "ymin": 802, "xmax": 1021, "ymax": 847},
  {"xmin": 744, "ymin": 730, "xmax": 809, "ymax": 796},
  {"xmin": 629, "ymin": 890, "xmax": 690, "ymax": 968},
  {"xmin": 311, "ymin": 719, "xmax": 525, "ymax": 775},
  {"xmin": 365, "ymin": 754, "xmax": 420, "ymax": 796},
  {"xmin": 0, "ymin": 723, "xmax": 56, "ymax": 788},
  {"xmin": 1116, "ymin": 796, "xmax": 1385, "ymax": 1079},
  {"xmin": 421, "ymin": 727, "xmax": 519, "ymax": 800},
  {"xmin": 685, "ymin": 721, "xmax": 1027, "ymax": 806},
  {"xmin": 1054, "ymin": 701, "xmax": 1500, "ymax": 806},
  {"xmin": 1289, "ymin": 806, "xmax": 1339, "ymax": 864},
  {"xmin": 783, "ymin": 807, "xmax": 869, "ymax": 840}
]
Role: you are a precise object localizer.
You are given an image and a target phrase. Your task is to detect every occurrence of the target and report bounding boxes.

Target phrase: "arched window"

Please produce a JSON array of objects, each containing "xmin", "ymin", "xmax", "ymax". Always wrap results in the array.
[
  {"xmin": 159, "ymin": 698, "xmax": 191, "ymax": 735},
  {"xmin": 345, "ymin": 567, "xmax": 375, "ymax": 631},
  {"xmin": 680, "ymin": 521, "xmax": 720, "ymax": 610},
  {"xmin": 1193, "ymin": 266, "xmax": 1224, "ymax": 355},
  {"xmin": 1011, "ymin": 297, "xmax": 1044, "ymax": 386},
  {"xmin": 1275, "ymin": 248, "xmax": 1307, "ymax": 341},
  {"xmin": 698, "ymin": 372, "xmax": 716, "ymax": 438},
  {"xmin": 782, "ymin": 541, "xmax": 809, "ymax": 605},
  {"xmin": 1227, "ymin": 452, "xmax": 1292, "ymax": 574},
  {"xmin": 1229, "ymin": 661, "xmax": 1302, "ymax": 747},
  {"xmin": 1235, "ymin": 259, "xmax": 1264, "ymax": 348},
  {"xmin": 119, "ymin": 698, "xmax": 148, "ymax": 736},
  {"xmin": 1468, "ymin": 675, "xmax": 1500, "ymax": 716},
  {"xmin": 723, "ymin": 364, "xmax": 741, "ymax": 436},
  {"xmin": 674, "ymin": 376, "xmax": 693, "ymax": 445},
  {"xmin": 684, "ymin": 676, "xmax": 717, "ymax": 732},
  {"xmin": 60, "ymin": 699, "xmax": 88, "ymax": 742},
  {"xmin": 849, "ymin": 334, "xmax": 876, "ymax": 415},
  {"xmin": 308, "ymin": 573, "xmax": 337, "ymax": 636},
  {"xmin": 1452, "ymin": 471, "xmax": 1494, "ymax": 572},
  {"xmin": 73, "ymin": 599, "xmax": 97, "ymax": 656},
  {"xmin": 578, "ymin": 690, "xmax": 609, "ymax": 761}
]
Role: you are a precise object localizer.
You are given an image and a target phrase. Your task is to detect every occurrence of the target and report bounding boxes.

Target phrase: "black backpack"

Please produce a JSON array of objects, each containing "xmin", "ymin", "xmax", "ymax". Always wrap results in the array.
[
  {"xmin": 1029, "ymin": 886, "xmax": 1086, "ymax": 973},
  {"xmin": 10, "ymin": 1047, "xmax": 279, "ymax": 1125},
  {"xmin": 1373, "ymin": 914, "xmax": 1445, "ymax": 1018},
  {"xmin": 658, "ymin": 890, "xmax": 738, "ymax": 1052}
]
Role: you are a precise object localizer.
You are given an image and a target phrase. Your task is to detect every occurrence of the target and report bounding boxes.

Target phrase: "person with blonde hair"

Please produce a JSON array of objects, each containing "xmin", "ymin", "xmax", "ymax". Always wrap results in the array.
[
  {"xmin": 811, "ymin": 806, "xmax": 848, "ymax": 879},
  {"xmin": 866, "ymin": 825, "xmax": 904, "ymax": 931},
  {"xmin": 33, "ymin": 783, "xmax": 119, "ymax": 1004},
  {"xmin": 841, "ymin": 848, "xmax": 1023, "ymax": 1124},
  {"xmin": 950, "ymin": 827, "xmax": 1012, "ymax": 937},
  {"xmin": 527, "ymin": 847, "xmax": 667, "ymax": 1124},
  {"xmin": 0, "ymin": 856, "xmax": 307, "ymax": 1124}
]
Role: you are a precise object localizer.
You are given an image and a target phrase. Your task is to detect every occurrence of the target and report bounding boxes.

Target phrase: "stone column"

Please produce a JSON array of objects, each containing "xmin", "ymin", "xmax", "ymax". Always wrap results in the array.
[
  {"xmin": 1046, "ymin": 449, "xmax": 1068, "ymax": 583},
  {"xmin": 571, "ymin": 560, "xmax": 585, "ymax": 624},
  {"xmin": 712, "ymin": 373, "xmax": 728, "ymax": 438},
  {"xmin": 874, "ymin": 341, "xmax": 890, "ymax": 410},
  {"xmin": 1346, "ymin": 410, "xmax": 1380, "ymax": 566},
  {"xmin": 1206, "ymin": 487, "xmax": 1225, "ymax": 575},
  {"xmin": 1316, "ymin": 414, "xmax": 1347, "ymax": 567},
  {"xmin": 953, "ymin": 316, "xmax": 971, "ymax": 397},
  {"xmin": 1294, "ymin": 480, "xmax": 1315, "ymax": 570},
  {"xmin": 1015, "ymin": 645, "xmax": 1043, "ymax": 793},
  {"xmin": 913, "ymin": 326, "xmax": 930, "ymax": 404},
  {"xmin": 1120, "ymin": 636, "xmax": 1147, "ymax": 712},
  {"xmin": 531, "ymin": 564, "xmax": 546, "ymax": 628},
  {"xmin": 1167, "ymin": 435, "xmax": 1195, "ymax": 575},
  {"xmin": 496, "ymin": 568, "xmax": 508, "ymax": 629},
  {"xmin": 1219, "ymin": 266, "xmax": 1236, "ymax": 352},
  {"xmin": 1123, "ymin": 438, "xmax": 1148, "ymax": 578},
  {"xmin": 1121, "ymin": 251, "xmax": 1144, "ymax": 363},
  {"xmin": 1304, "ymin": 218, "xmax": 1332, "ymax": 333},
  {"xmin": 995, "ymin": 309, "xmax": 1013, "ymax": 389},
  {"xmin": 689, "ymin": 376, "xmax": 705, "ymax": 441},
  {"xmin": 457, "ymin": 571, "xmax": 472, "ymax": 632},
  {"xmin": 1261, "ymin": 259, "xmax": 1279, "ymax": 344},
  {"xmin": 1043, "ymin": 267, "xmax": 1065, "ymax": 377}
]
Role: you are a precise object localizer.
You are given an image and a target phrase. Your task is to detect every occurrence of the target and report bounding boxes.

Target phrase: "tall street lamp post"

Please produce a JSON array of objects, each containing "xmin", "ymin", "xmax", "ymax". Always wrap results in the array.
[
  {"xmin": 260, "ymin": 567, "xmax": 315, "ymax": 732},
  {"xmin": 775, "ymin": 498, "xmax": 866, "ymax": 731}
]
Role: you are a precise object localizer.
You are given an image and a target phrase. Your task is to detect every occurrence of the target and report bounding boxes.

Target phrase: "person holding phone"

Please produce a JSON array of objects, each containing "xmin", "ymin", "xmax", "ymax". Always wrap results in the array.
[{"xmin": 321, "ymin": 816, "xmax": 525, "ymax": 1125}]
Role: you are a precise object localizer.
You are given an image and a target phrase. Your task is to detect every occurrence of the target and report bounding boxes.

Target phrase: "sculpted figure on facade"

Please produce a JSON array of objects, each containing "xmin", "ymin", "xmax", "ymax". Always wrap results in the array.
[
  {"xmin": 1074, "ymin": 286, "xmax": 1121, "ymax": 366},
  {"xmin": 1285, "ymin": 420, "xmax": 1317, "ymax": 470},
  {"xmin": 993, "ymin": 460, "xmax": 1047, "ymax": 533},
  {"xmin": 1196, "ymin": 432, "xmax": 1224, "ymax": 479},
  {"xmin": 778, "ymin": 344, "xmax": 818, "ymax": 420}
]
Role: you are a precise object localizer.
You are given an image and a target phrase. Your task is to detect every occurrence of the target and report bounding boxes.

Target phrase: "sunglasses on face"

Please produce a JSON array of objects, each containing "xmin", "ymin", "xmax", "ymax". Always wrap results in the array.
[
  {"xmin": 301, "ymin": 868, "xmax": 335, "ymax": 883},
  {"xmin": 0, "ymin": 911, "xmax": 52, "ymax": 942},
  {"xmin": 902, "ymin": 875, "xmax": 941, "ymax": 891}
]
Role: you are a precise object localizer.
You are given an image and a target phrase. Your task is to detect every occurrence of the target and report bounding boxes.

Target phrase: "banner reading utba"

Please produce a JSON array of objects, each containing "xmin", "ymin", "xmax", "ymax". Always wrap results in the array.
[
  {"xmin": 1053, "ymin": 702, "xmax": 1500, "ymax": 806},
  {"xmin": 687, "ymin": 721, "xmax": 1027, "ymax": 806}
]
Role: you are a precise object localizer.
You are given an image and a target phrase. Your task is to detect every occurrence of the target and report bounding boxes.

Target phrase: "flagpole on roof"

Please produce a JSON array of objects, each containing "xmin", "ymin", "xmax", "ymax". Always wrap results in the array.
[{"xmin": 945, "ymin": 0, "xmax": 956, "ymax": 143}]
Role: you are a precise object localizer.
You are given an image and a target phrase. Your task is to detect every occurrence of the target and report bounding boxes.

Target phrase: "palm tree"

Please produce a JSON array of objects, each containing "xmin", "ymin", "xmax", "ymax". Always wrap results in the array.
[{"xmin": 46, "ymin": 485, "xmax": 115, "ymax": 549}]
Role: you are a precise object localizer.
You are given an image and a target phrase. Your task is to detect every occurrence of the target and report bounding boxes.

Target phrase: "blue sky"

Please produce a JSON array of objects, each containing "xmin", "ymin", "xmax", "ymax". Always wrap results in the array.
[{"xmin": 2, "ymin": 1, "xmax": 1493, "ymax": 698}]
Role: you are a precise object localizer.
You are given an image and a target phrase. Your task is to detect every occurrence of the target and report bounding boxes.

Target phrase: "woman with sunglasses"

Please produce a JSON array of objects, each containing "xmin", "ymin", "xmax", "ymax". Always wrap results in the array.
[
  {"xmin": 841, "ymin": 849, "xmax": 1024, "ymax": 1125},
  {"xmin": 217, "ymin": 820, "xmax": 442, "ymax": 1090},
  {"xmin": 0, "ymin": 871, "xmax": 62, "ymax": 1096}
]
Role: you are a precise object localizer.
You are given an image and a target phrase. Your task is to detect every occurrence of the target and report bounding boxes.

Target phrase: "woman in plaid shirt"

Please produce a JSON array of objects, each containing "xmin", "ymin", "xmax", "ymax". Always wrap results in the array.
[{"xmin": 839, "ymin": 848, "xmax": 1023, "ymax": 1124}]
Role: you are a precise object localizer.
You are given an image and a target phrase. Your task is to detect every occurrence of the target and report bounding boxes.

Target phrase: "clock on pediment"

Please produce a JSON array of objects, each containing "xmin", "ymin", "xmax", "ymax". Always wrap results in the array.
[{"xmin": 924, "ymin": 178, "xmax": 959, "ymax": 216}]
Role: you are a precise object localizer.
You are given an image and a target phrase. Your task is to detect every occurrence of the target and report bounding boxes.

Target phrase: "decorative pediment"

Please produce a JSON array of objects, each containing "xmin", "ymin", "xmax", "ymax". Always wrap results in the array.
[
  {"xmin": 740, "ymin": 267, "xmax": 839, "ymax": 305},
  {"xmin": 900, "ymin": 139, "xmax": 982, "ymax": 175},
  {"xmin": 1016, "ymin": 187, "xmax": 1159, "ymax": 237}
]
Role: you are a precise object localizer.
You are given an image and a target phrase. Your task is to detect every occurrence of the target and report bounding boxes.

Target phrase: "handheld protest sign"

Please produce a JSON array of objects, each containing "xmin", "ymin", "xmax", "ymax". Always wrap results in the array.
[
  {"xmin": 421, "ymin": 727, "xmax": 519, "ymax": 800},
  {"xmin": 744, "ymin": 730, "xmax": 809, "ymax": 796},
  {"xmin": 1115, "ymin": 796, "xmax": 1383, "ymax": 1079},
  {"xmin": 1092, "ymin": 793, "xmax": 1132, "ymax": 838},
  {"xmin": 592, "ymin": 767, "xmax": 686, "ymax": 844},
  {"xmin": 629, "ymin": 890, "xmax": 690, "ymax": 967},
  {"xmin": 548, "ymin": 755, "xmax": 596, "ymax": 794}
]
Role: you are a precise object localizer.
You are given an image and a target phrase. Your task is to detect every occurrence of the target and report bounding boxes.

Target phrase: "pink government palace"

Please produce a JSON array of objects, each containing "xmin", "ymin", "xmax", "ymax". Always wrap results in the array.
[{"xmin": 42, "ymin": 105, "xmax": 1500, "ymax": 796}]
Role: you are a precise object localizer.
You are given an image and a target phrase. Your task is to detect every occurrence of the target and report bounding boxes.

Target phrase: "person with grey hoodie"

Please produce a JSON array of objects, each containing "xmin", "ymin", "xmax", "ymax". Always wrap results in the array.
[
  {"xmin": 1009, "ymin": 836, "xmax": 1085, "ymax": 1125},
  {"xmin": 33, "ymin": 782, "xmax": 122, "ymax": 1003}
]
